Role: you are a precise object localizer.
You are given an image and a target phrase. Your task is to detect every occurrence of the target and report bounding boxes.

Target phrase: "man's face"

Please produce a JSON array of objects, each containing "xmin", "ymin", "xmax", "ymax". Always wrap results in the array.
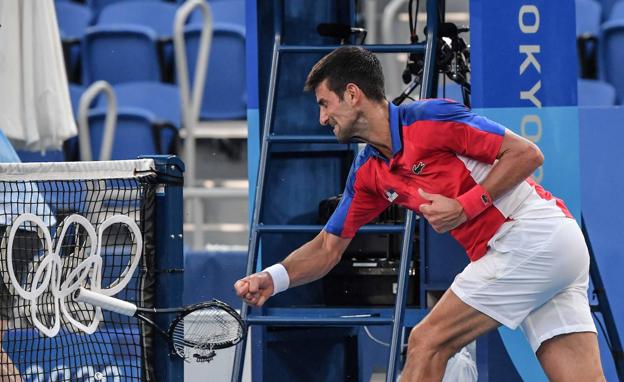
[{"xmin": 315, "ymin": 80, "xmax": 358, "ymax": 143}]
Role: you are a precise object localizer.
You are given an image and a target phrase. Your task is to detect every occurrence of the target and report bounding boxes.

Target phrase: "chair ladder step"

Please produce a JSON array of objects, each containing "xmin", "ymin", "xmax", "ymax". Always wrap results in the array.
[
  {"xmin": 246, "ymin": 315, "xmax": 394, "ymax": 326},
  {"xmin": 254, "ymin": 224, "xmax": 407, "ymax": 234}
]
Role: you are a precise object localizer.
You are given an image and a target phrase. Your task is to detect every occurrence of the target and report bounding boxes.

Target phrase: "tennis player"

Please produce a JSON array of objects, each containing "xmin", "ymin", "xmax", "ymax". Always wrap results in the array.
[{"xmin": 235, "ymin": 47, "xmax": 605, "ymax": 381}]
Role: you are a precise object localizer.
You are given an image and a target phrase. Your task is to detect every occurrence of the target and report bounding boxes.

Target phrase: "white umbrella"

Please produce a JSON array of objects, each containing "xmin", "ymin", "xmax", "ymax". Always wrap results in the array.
[{"xmin": 0, "ymin": 0, "xmax": 77, "ymax": 152}]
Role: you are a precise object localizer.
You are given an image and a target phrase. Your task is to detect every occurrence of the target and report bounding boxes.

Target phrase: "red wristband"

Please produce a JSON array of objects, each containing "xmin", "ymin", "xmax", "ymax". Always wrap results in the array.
[{"xmin": 456, "ymin": 184, "xmax": 493, "ymax": 220}]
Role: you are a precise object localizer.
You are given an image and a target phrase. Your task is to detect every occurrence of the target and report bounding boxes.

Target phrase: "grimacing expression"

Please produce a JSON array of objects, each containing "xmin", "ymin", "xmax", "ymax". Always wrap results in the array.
[{"xmin": 315, "ymin": 81, "xmax": 358, "ymax": 143}]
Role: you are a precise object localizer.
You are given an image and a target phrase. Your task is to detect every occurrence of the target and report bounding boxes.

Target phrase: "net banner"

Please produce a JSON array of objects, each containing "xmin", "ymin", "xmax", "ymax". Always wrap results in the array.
[{"xmin": 0, "ymin": 159, "xmax": 157, "ymax": 381}]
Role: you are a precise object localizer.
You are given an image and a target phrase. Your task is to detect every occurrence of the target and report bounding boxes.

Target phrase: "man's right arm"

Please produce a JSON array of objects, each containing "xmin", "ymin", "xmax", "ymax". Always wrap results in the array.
[{"xmin": 234, "ymin": 230, "xmax": 351, "ymax": 307}]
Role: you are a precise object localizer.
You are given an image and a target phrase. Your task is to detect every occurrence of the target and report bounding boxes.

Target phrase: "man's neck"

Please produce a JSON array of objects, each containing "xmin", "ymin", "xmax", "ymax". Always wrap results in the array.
[{"xmin": 357, "ymin": 99, "xmax": 392, "ymax": 159}]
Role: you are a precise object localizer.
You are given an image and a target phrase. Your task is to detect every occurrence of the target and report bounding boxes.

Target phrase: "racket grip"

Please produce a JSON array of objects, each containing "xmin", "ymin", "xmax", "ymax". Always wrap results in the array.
[{"xmin": 75, "ymin": 287, "xmax": 138, "ymax": 317}]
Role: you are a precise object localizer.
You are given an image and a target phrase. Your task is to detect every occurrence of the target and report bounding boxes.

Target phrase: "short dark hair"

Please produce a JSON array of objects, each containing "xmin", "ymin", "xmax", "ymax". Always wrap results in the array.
[{"xmin": 304, "ymin": 46, "xmax": 385, "ymax": 102}]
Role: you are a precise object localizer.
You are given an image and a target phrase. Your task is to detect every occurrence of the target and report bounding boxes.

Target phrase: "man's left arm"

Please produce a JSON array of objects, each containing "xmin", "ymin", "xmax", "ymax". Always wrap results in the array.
[{"xmin": 419, "ymin": 128, "xmax": 543, "ymax": 232}]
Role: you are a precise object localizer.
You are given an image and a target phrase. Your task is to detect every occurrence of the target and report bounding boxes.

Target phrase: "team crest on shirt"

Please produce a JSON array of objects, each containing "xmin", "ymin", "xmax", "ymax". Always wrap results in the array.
[
  {"xmin": 481, "ymin": 194, "xmax": 490, "ymax": 205},
  {"xmin": 412, "ymin": 162, "xmax": 426, "ymax": 175},
  {"xmin": 385, "ymin": 189, "xmax": 399, "ymax": 202}
]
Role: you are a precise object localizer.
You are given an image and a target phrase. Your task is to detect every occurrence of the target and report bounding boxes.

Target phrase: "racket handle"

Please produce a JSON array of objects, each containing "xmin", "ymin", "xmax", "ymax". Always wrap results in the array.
[{"xmin": 75, "ymin": 287, "xmax": 138, "ymax": 317}]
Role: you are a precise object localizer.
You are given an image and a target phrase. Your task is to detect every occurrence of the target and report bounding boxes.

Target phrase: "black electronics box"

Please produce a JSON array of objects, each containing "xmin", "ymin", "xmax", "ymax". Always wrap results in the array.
[
  {"xmin": 323, "ymin": 258, "xmax": 419, "ymax": 306},
  {"xmin": 319, "ymin": 195, "xmax": 419, "ymax": 306}
]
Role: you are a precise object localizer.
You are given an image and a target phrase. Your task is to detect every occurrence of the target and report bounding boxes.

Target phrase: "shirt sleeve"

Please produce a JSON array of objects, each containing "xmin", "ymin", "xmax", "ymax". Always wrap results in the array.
[
  {"xmin": 324, "ymin": 155, "xmax": 390, "ymax": 238},
  {"xmin": 419, "ymin": 99, "xmax": 506, "ymax": 164}
]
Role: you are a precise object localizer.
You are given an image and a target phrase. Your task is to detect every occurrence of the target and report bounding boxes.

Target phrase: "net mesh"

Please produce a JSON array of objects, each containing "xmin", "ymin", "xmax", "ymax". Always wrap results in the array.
[{"xmin": 0, "ymin": 162, "xmax": 157, "ymax": 381}]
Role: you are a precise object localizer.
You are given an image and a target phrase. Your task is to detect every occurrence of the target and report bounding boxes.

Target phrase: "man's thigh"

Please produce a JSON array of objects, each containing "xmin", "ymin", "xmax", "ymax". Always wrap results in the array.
[
  {"xmin": 415, "ymin": 289, "xmax": 500, "ymax": 351},
  {"xmin": 536, "ymin": 332, "xmax": 604, "ymax": 382}
]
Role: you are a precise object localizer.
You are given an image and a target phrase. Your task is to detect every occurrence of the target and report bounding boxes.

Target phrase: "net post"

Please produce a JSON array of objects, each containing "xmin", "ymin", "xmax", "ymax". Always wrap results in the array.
[{"xmin": 142, "ymin": 155, "xmax": 185, "ymax": 382}]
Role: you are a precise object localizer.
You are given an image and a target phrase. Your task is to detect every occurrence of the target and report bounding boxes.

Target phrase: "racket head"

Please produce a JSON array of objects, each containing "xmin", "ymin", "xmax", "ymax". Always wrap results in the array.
[{"xmin": 167, "ymin": 299, "xmax": 246, "ymax": 361}]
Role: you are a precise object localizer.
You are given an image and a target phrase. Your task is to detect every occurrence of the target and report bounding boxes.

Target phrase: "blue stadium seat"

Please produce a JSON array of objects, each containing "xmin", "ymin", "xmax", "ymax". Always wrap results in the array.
[
  {"xmin": 98, "ymin": 1, "xmax": 178, "ymax": 36},
  {"xmin": 55, "ymin": 2, "xmax": 92, "ymax": 83},
  {"xmin": 576, "ymin": 0, "xmax": 602, "ymax": 78},
  {"xmin": 87, "ymin": 107, "xmax": 178, "ymax": 159},
  {"xmin": 189, "ymin": 0, "xmax": 245, "ymax": 26},
  {"xmin": 86, "ymin": 0, "xmax": 161, "ymax": 22},
  {"xmin": 600, "ymin": 0, "xmax": 619, "ymax": 20},
  {"xmin": 577, "ymin": 79, "xmax": 616, "ymax": 105},
  {"xmin": 16, "ymin": 149, "xmax": 66, "ymax": 163},
  {"xmin": 82, "ymin": 25, "xmax": 161, "ymax": 84},
  {"xmin": 69, "ymin": 84, "xmax": 86, "ymax": 117},
  {"xmin": 577, "ymin": 0, "xmax": 602, "ymax": 35},
  {"xmin": 600, "ymin": 20, "xmax": 624, "ymax": 103},
  {"xmin": 608, "ymin": 0, "xmax": 624, "ymax": 19},
  {"xmin": 184, "ymin": 22, "xmax": 246, "ymax": 119},
  {"xmin": 94, "ymin": 82, "xmax": 181, "ymax": 154},
  {"xmin": 97, "ymin": 82, "xmax": 181, "ymax": 128},
  {"xmin": 97, "ymin": 1, "xmax": 178, "ymax": 81}
]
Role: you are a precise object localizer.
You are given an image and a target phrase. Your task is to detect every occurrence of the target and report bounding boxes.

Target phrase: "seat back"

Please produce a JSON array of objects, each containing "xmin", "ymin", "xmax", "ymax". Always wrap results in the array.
[
  {"xmin": 95, "ymin": 82, "xmax": 181, "ymax": 154},
  {"xmin": 600, "ymin": 21, "xmax": 624, "ymax": 103},
  {"xmin": 99, "ymin": 82, "xmax": 181, "ymax": 127},
  {"xmin": 86, "ymin": 0, "xmax": 161, "ymax": 22},
  {"xmin": 189, "ymin": 0, "xmax": 245, "ymax": 26},
  {"xmin": 87, "ymin": 108, "xmax": 159, "ymax": 160},
  {"xmin": 82, "ymin": 25, "xmax": 161, "ymax": 84},
  {"xmin": 576, "ymin": 0, "xmax": 602, "ymax": 35},
  {"xmin": 98, "ymin": 1, "xmax": 178, "ymax": 36},
  {"xmin": 600, "ymin": 0, "xmax": 619, "ymax": 20},
  {"xmin": 68, "ymin": 84, "xmax": 86, "ymax": 117},
  {"xmin": 608, "ymin": 0, "xmax": 624, "ymax": 19},
  {"xmin": 184, "ymin": 23, "xmax": 246, "ymax": 119},
  {"xmin": 577, "ymin": 79, "xmax": 617, "ymax": 106},
  {"xmin": 55, "ymin": 2, "xmax": 92, "ymax": 38}
]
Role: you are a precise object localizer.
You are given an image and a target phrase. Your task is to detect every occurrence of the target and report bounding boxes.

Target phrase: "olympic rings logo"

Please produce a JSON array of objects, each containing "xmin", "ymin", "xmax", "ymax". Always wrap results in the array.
[{"xmin": 0, "ymin": 213, "xmax": 143, "ymax": 337}]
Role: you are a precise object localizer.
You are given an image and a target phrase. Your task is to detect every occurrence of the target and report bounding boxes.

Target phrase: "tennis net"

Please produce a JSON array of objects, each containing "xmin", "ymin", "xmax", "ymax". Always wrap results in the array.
[{"xmin": 0, "ymin": 159, "xmax": 159, "ymax": 381}]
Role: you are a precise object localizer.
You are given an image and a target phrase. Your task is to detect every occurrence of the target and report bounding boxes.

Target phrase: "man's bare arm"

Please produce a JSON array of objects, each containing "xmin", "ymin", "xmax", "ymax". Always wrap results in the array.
[
  {"xmin": 419, "ymin": 129, "xmax": 543, "ymax": 233},
  {"xmin": 234, "ymin": 231, "xmax": 351, "ymax": 306},
  {"xmin": 282, "ymin": 230, "xmax": 351, "ymax": 288},
  {"xmin": 481, "ymin": 128, "xmax": 544, "ymax": 200}
]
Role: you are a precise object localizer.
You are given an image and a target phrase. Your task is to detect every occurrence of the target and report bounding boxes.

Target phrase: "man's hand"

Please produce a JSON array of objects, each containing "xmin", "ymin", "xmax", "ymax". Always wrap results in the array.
[
  {"xmin": 418, "ymin": 188, "xmax": 467, "ymax": 233},
  {"xmin": 234, "ymin": 272, "xmax": 274, "ymax": 307}
]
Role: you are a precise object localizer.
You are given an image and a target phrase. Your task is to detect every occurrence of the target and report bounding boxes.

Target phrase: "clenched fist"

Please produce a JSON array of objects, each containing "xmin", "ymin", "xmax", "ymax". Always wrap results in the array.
[
  {"xmin": 418, "ymin": 188, "xmax": 467, "ymax": 233},
  {"xmin": 234, "ymin": 272, "xmax": 274, "ymax": 307}
]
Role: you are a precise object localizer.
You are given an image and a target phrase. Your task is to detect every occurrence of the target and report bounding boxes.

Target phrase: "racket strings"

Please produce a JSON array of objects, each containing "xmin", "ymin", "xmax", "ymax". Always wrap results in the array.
[{"xmin": 171, "ymin": 306, "xmax": 243, "ymax": 358}]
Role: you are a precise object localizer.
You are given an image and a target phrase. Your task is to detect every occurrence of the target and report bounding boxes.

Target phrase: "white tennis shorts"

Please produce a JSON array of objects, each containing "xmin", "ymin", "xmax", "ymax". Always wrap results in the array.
[{"xmin": 450, "ymin": 217, "xmax": 597, "ymax": 352}]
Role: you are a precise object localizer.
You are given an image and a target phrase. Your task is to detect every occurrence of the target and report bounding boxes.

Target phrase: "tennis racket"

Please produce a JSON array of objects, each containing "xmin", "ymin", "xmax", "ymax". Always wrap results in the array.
[{"xmin": 74, "ymin": 287, "xmax": 246, "ymax": 362}]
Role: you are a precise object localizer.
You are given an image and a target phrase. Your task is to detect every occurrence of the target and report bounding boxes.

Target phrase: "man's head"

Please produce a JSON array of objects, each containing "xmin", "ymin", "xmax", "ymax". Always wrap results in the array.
[
  {"xmin": 304, "ymin": 47, "xmax": 386, "ymax": 143},
  {"xmin": 304, "ymin": 46, "xmax": 385, "ymax": 101}
]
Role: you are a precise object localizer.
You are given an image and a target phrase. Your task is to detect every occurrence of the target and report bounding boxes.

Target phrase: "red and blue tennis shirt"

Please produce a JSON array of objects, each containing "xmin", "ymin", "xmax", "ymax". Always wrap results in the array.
[{"xmin": 324, "ymin": 99, "xmax": 572, "ymax": 261}]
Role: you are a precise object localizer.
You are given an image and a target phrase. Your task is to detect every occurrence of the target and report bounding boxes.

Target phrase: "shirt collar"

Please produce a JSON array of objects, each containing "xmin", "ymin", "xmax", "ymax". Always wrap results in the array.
[
  {"xmin": 367, "ymin": 102, "xmax": 403, "ymax": 162},
  {"xmin": 388, "ymin": 101, "xmax": 402, "ymax": 156}
]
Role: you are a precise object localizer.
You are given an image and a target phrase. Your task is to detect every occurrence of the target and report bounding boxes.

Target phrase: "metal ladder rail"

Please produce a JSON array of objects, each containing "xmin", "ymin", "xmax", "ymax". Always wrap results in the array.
[
  {"xmin": 232, "ymin": 2, "xmax": 441, "ymax": 381},
  {"xmin": 581, "ymin": 215, "xmax": 624, "ymax": 381}
]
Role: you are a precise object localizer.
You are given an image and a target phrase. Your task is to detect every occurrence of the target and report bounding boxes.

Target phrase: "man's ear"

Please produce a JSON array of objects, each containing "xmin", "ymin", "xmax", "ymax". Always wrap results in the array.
[{"xmin": 345, "ymin": 83, "xmax": 361, "ymax": 105}]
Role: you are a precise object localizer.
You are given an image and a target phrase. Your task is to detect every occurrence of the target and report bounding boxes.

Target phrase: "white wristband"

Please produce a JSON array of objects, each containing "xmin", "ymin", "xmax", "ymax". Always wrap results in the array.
[{"xmin": 264, "ymin": 263, "xmax": 290, "ymax": 296}]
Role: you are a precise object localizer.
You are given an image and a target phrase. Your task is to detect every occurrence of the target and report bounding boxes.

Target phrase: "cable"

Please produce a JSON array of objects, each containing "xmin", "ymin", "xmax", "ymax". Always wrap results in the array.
[
  {"xmin": 408, "ymin": 0, "xmax": 420, "ymax": 44},
  {"xmin": 364, "ymin": 326, "xmax": 390, "ymax": 347}
]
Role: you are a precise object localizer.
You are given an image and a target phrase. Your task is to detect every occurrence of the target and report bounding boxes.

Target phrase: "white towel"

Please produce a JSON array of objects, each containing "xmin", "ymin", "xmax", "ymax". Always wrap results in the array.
[{"xmin": 0, "ymin": 0, "xmax": 77, "ymax": 151}]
